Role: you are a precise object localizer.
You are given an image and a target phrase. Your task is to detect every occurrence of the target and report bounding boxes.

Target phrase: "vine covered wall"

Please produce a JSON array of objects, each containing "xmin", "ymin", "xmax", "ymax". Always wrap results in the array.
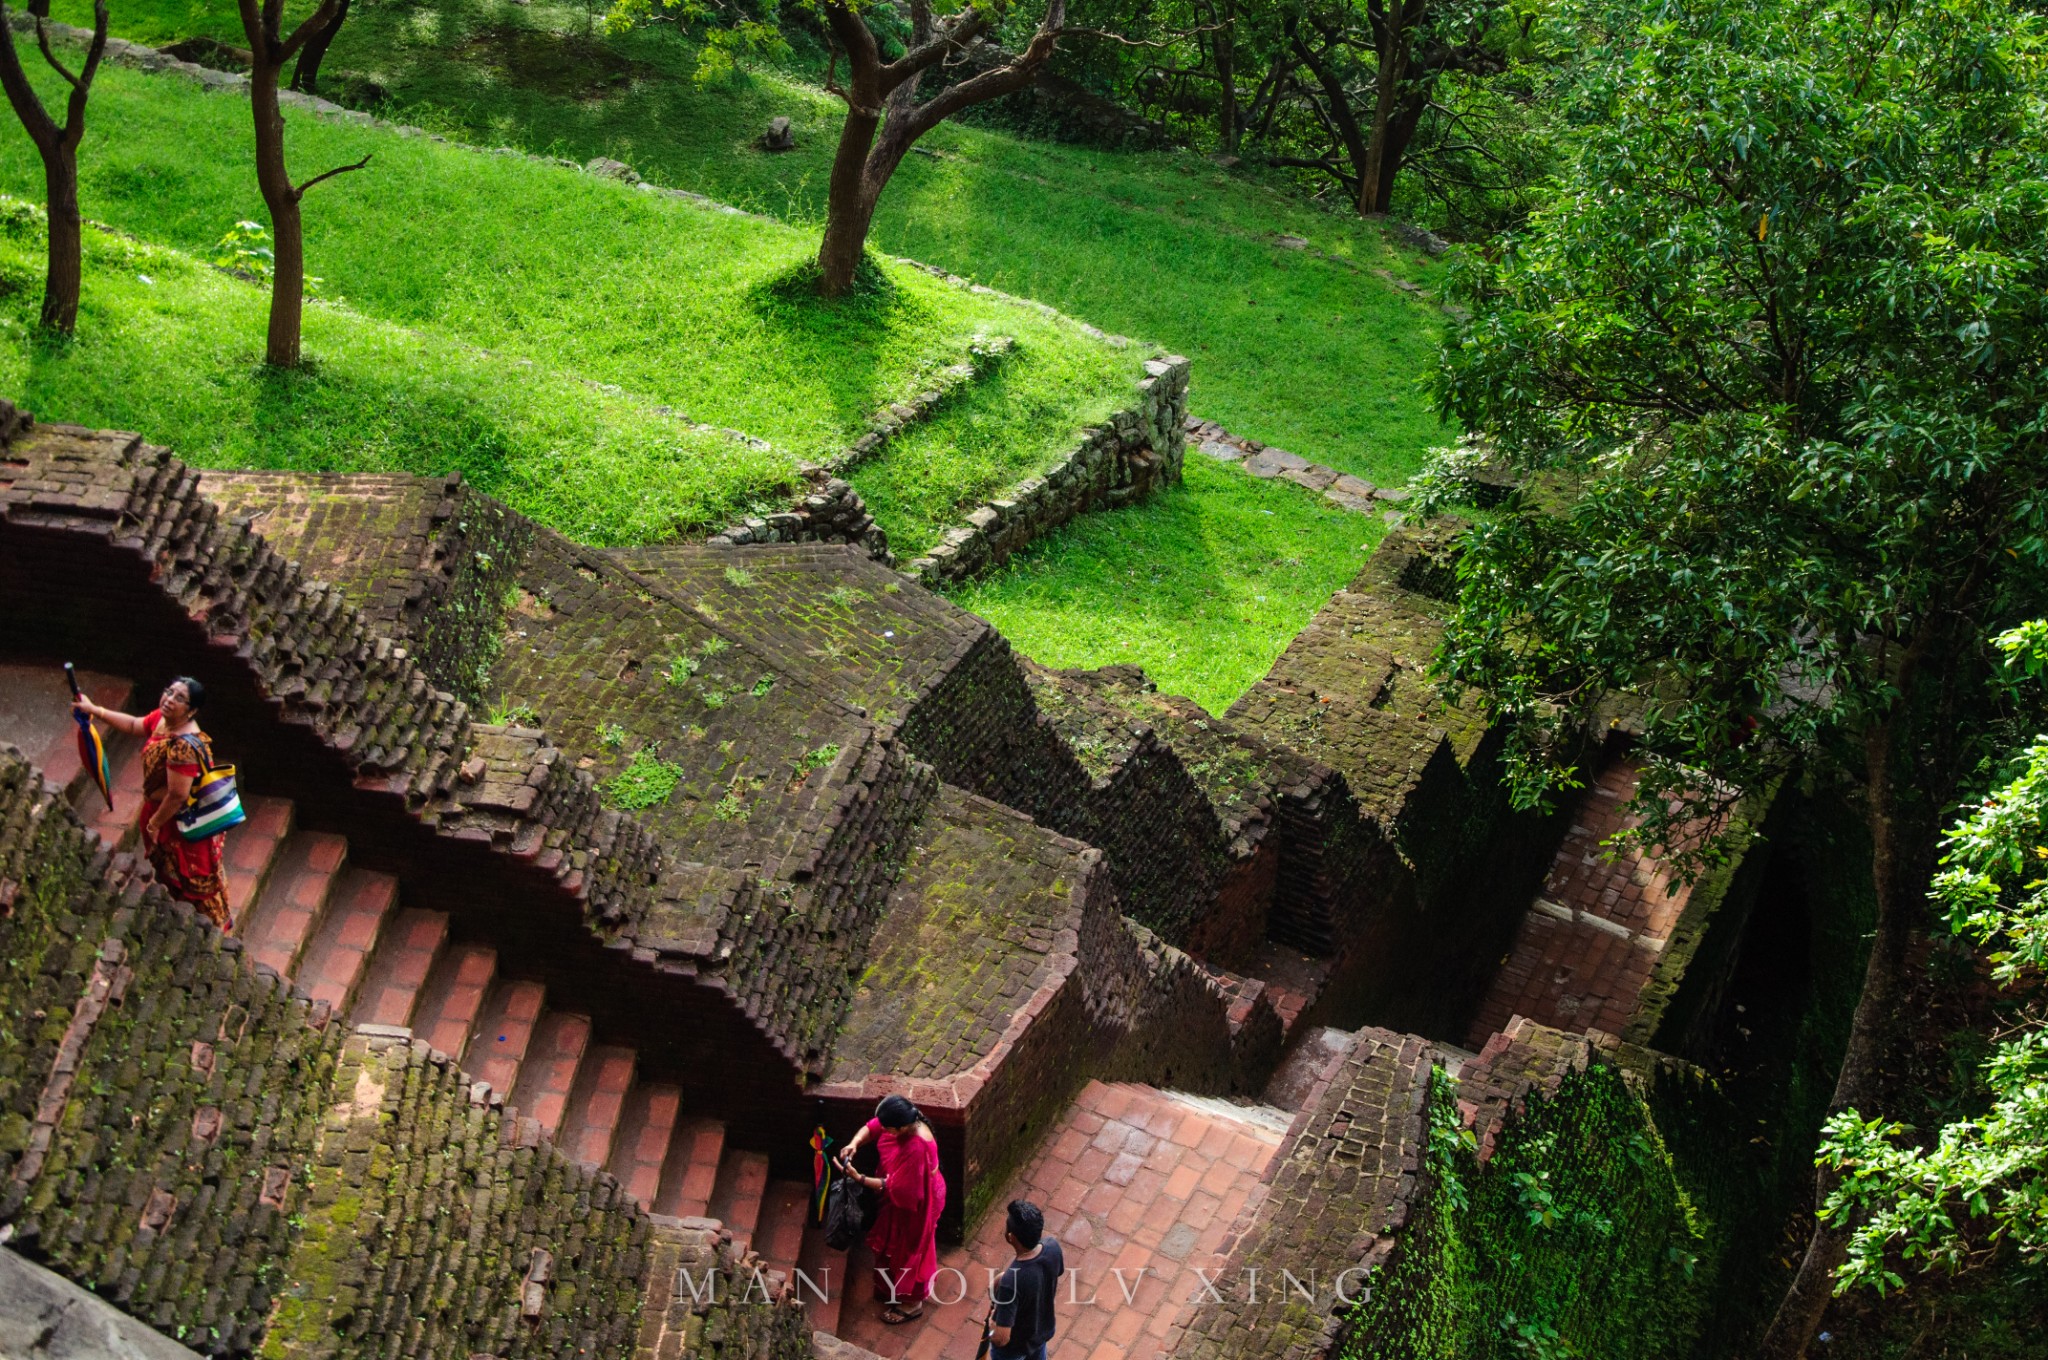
[{"xmin": 1339, "ymin": 1059, "xmax": 1713, "ymax": 1360}]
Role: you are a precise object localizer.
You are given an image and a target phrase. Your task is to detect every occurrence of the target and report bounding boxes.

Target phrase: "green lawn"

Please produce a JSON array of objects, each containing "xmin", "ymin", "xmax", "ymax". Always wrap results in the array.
[
  {"xmin": 0, "ymin": 197, "xmax": 793, "ymax": 543},
  {"xmin": 57, "ymin": 0, "xmax": 1451, "ymax": 485},
  {"xmin": 0, "ymin": 51, "xmax": 1148, "ymax": 545},
  {"xmin": 953, "ymin": 455, "xmax": 1383, "ymax": 714},
  {"xmin": 15, "ymin": 1, "xmax": 1448, "ymax": 711}
]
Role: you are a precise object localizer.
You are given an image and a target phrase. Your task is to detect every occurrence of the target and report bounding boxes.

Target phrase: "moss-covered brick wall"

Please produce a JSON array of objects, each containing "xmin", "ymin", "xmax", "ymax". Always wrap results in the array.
[
  {"xmin": 0, "ymin": 745, "xmax": 811, "ymax": 1360},
  {"xmin": 0, "ymin": 751, "xmax": 340, "ymax": 1356},
  {"xmin": 1337, "ymin": 1029, "xmax": 1714, "ymax": 1360},
  {"xmin": 201, "ymin": 473, "xmax": 532, "ymax": 706},
  {"xmin": 263, "ymin": 1032, "xmax": 650, "ymax": 1360}
]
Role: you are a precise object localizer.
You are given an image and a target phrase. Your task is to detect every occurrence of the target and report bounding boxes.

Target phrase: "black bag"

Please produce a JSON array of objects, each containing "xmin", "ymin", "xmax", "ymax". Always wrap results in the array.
[{"xmin": 823, "ymin": 1173, "xmax": 872, "ymax": 1251}]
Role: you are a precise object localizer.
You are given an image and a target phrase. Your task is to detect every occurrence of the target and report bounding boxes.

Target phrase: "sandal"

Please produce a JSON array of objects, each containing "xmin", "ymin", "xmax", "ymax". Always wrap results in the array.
[{"xmin": 881, "ymin": 1305, "xmax": 924, "ymax": 1325}]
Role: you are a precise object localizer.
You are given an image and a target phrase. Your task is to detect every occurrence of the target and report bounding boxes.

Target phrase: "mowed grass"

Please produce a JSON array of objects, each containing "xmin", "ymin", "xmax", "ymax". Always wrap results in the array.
[
  {"xmin": 0, "ymin": 199, "xmax": 791, "ymax": 543},
  {"xmin": 0, "ymin": 50, "xmax": 1148, "ymax": 543},
  {"xmin": 953, "ymin": 455, "xmax": 1383, "ymax": 714},
  {"xmin": 35, "ymin": 0, "xmax": 1448, "ymax": 709},
  {"xmin": 66, "ymin": 0, "xmax": 1452, "ymax": 485}
]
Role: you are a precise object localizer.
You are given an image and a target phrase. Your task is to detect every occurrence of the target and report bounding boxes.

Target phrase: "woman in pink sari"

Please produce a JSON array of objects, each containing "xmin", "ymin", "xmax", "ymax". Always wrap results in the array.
[{"xmin": 837, "ymin": 1094, "xmax": 946, "ymax": 1324}]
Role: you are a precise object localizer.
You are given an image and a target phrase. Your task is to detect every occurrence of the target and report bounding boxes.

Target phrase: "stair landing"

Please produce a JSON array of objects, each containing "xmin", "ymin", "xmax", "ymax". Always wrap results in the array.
[{"xmin": 832, "ymin": 1081, "xmax": 1286, "ymax": 1359}]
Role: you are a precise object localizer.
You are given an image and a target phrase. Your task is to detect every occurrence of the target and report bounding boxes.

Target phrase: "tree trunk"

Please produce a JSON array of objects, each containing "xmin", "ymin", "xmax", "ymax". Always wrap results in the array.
[
  {"xmin": 290, "ymin": 0, "xmax": 349, "ymax": 95},
  {"xmin": 40, "ymin": 146, "xmax": 80, "ymax": 331},
  {"xmin": 1359, "ymin": 4, "xmax": 1414, "ymax": 215},
  {"xmin": 818, "ymin": 102, "xmax": 882, "ymax": 297},
  {"xmin": 249, "ymin": 61, "xmax": 306, "ymax": 367},
  {"xmin": 1756, "ymin": 726, "xmax": 1916, "ymax": 1360},
  {"xmin": 1214, "ymin": 17, "xmax": 1239, "ymax": 153}
]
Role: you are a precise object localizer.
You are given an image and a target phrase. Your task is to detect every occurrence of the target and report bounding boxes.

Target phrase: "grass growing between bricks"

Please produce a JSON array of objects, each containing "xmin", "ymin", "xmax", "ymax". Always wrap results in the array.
[
  {"xmin": 0, "ymin": 198, "xmax": 801, "ymax": 542},
  {"xmin": 58, "ymin": 0, "xmax": 1452, "ymax": 486},
  {"xmin": 0, "ymin": 49, "xmax": 1149, "ymax": 541},
  {"xmin": 952, "ymin": 455, "xmax": 1385, "ymax": 714}
]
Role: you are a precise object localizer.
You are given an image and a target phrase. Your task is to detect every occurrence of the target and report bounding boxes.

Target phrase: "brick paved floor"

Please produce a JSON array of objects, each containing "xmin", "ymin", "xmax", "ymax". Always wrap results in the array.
[
  {"xmin": 832, "ymin": 1081, "xmax": 1285, "ymax": 1360},
  {"xmin": 1467, "ymin": 759, "xmax": 1706, "ymax": 1045}
]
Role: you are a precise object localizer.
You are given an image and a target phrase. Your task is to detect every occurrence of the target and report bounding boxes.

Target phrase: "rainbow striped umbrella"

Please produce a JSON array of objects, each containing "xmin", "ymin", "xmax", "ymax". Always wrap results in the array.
[{"xmin": 64, "ymin": 663, "xmax": 114, "ymax": 812}]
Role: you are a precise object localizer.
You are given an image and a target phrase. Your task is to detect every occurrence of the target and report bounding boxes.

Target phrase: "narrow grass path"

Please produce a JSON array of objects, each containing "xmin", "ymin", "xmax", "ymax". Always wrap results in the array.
[{"xmin": 954, "ymin": 455, "xmax": 1384, "ymax": 713}]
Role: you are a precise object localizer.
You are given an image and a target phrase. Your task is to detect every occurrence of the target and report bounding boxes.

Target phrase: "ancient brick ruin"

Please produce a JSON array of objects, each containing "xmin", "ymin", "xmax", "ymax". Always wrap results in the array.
[{"xmin": 0, "ymin": 406, "xmax": 1769, "ymax": 1359}]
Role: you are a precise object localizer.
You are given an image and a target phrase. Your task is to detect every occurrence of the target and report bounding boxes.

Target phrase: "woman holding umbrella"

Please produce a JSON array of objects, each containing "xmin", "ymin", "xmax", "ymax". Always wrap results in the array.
[
  {"xmin": 72, "ymin": 677, "xmax": 234, "ymax": 932},
  {"xmin": 836, "ymin": 1094, "xmax": 946, "ymax": 1325}
]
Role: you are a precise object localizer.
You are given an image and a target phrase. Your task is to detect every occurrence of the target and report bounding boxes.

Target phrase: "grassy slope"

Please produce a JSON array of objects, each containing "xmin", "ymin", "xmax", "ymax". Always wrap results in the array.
[
  {"xmin": 0, "ymin": 52, "xmax": 1146, "ymax": 547},
  {"xmin": 32, "ymin": 0, "xmax": 1443, "ymax": 710},
  {"xmin": 60, "ymin": 0, "xmax": 1450, "ymax": 483},
  {"xmin": 953, "ymin": 453, "xmax": 1379, "ymax": 712},
  {"xmin": 0, "ymin": 198, "xmax": 791, "ymax": 543}
]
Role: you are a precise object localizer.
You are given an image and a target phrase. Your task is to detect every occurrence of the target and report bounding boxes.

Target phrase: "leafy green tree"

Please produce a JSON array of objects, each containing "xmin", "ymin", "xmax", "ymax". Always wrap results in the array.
[
  {"xmin": 1421, "ymin": 0, "xmax": 2048, "ymax": 1352},
  {"xmin": 1818, "ymin": 624, "xmax": 2048, "ymax": 1297}
]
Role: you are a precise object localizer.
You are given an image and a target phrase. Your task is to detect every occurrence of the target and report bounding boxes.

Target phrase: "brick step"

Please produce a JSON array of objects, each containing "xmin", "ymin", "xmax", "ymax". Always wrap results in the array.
[
  {"xmin": 0, "ymin": 663, "xmax": 127, "ymax": 817},
  {"xmin": 351, "ymin": 908, "xmax": 450, "ymax": 1029},
  {"xmin": 707, "ymin": 1150, "xmax": 772, "ymax": 1255},
  {"xmin": 794, "ymin": 1197, "xmax": 844, "ymax": 1335},
  {"xmin": 294, "ymin": 867, "xmax": 399, "ymax": 1013},
  {"xmin": 558, "ymin": 1045, "xmax": 636, "ymax": 1169},
  {"xmin": 609, "ymin": 1082, "xmax": 683, "ymax": 1208},
  {"xmin": 654, "ymin": 1117, "xmax": 727, "ymax": 1220},
  {"xmin": 508, "ymin": 1011, "xmax": 592, "ymax": 1138},
  {"xmin": 241, "ymin": 831, "xmax": 349, "ymax": 978},
  {"xmin": 469, "ymin": 978, "xmax": 547, "ymax": 1100},
  {"xmin": 222, "ymin": 797, "xmax": 293, "ymax": 933},
  {"xmin": 413, "ymin": 942, "xmax": 498, "ymax": 1061},
  {"xmin": 757, "ymin": 1178, "xmax": 810, "ymax": 1281}
]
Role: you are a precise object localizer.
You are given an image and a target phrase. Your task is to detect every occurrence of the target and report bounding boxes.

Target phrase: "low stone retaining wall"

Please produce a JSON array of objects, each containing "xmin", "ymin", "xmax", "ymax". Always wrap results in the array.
[{"xmin": 903, "ymin": 354, "xmax": 1191, "ymax": 585}]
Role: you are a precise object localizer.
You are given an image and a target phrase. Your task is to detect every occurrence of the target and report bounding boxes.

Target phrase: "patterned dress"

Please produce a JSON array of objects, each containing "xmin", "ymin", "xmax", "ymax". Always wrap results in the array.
[{"xmin": 138, "ymin": 709, "xmax": 232, "ymax": 931}]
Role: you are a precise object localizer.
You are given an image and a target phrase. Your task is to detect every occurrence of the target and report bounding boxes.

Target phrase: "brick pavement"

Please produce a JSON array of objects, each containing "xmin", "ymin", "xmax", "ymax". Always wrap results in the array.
[
  {"xmin": 833, "ymin": 1081, "xmax": 1285, "ymax": 1360},
  {"xmin": 1467, "ymin": 760, "xmax": 1705, "ymax": 1045}
]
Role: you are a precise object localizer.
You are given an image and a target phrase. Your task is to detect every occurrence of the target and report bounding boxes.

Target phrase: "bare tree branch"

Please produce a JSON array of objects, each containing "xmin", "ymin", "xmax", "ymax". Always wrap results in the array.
[{"xmin": 292, "ymin": 152, "xmax": 370, "ymax": 200}]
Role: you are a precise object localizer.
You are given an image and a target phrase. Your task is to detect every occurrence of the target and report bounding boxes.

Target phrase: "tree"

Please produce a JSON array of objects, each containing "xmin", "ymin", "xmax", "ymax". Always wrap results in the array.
[
  {"xmin": 1278, "ymin": 0, "xmax": 1516, "ymax": 215},
  {"xmin": 1817, "ymin": 623, "xmax": 2048, "ymax": 1296},
  {"xmin": 236, "ymin": 0, "xmax": 370, "ymax": 368},
  {"xmin": 815, "ymin": 0, "xmax": 1068, "ymax": 295},
  {"xmin": 289, "ymin": 0, "xmax": 349, "ymax": 96},
  {"xmin": 1418, "ymin": 1, "xmax": 2048, "ymax": 1353},
  {"xmin": 0, "ymin": 0, "xmax": 108, "ymax": 333}
]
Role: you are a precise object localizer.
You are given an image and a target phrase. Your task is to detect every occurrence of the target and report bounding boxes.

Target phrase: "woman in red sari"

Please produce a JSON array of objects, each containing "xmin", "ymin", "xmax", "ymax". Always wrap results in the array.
[
  {"xmin": 837, "ymin": 1094, "xmax": 946, "ymax": 1324},
  {"xmin": 73, "ymin": 677, "xmax": 233, "ymax": 931}
]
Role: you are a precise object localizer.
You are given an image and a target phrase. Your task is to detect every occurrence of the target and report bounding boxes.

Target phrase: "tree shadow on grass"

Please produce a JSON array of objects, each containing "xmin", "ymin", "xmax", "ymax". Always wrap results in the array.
[{"xmin": 742, "ymin": 254, "xmax": 933, "ymax": 434}]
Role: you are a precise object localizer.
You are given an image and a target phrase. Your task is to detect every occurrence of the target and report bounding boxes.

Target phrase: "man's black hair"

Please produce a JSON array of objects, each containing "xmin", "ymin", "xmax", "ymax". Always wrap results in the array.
[{"xmin": 1006, "ymin": 1199, "xmax": 1044, "ymax": 1249}]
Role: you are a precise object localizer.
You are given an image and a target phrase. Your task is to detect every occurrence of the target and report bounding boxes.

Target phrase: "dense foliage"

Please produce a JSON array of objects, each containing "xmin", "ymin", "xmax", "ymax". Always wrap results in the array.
[
  {"xmin": 1818, "ymin": 623, "xmax": 2048, "ymax": 1296},
  {"xmin": 1417, "ymin": 0, "xmax": 2048, "ymax": 1348},
  {"xmin": 1338, "ymin": 1063, "xmax": 1710, "ymax": 1359}
]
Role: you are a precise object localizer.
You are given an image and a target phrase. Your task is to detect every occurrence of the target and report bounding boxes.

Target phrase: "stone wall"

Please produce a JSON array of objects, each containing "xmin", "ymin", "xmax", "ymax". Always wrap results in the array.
[
  {"xmin": 901, "ymin": 356, "xmax": 1191, "ymax": 585},
  {"xmin": 0, "ymin": 746, "xmax": 813, "ymax": 1360},
  {"xmin": 0, "ymin": 751, "xmax": 340, "ymax": 1355},
  {"xmin": 202, "ymin": 472, "xmax": 531, "ymax": 705}
]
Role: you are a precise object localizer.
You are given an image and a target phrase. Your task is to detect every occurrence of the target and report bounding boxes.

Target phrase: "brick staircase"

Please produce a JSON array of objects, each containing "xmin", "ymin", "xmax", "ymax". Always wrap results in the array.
[{"xmin": 1, "ymin": 662, "xmax": 830, "ymax": 1321}]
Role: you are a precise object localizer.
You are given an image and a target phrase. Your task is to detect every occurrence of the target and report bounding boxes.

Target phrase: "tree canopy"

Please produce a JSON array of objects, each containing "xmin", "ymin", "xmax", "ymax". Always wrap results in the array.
[{"xmin": 1418, "ymin": 0, "xmax": 2048, "ymax": 1350}]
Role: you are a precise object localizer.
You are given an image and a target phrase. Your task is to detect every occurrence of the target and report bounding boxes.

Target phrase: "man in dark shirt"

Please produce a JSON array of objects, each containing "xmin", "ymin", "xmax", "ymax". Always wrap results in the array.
[{"xmin": 989, "ymin": 1200, "xmax": 1064, "ymax": 1360}]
